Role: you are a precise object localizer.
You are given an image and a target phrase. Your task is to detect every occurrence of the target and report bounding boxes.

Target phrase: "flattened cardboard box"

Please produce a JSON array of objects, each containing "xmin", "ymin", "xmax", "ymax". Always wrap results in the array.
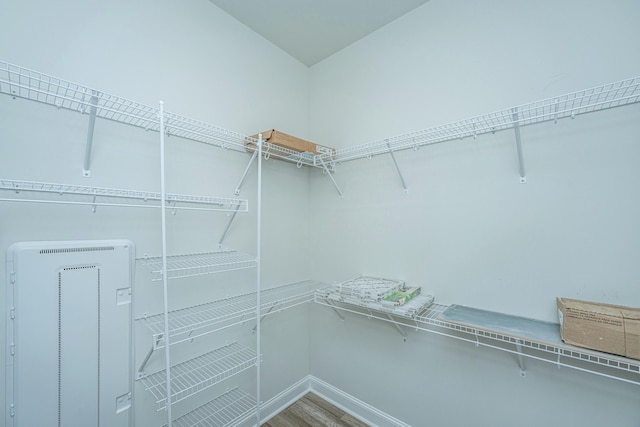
[
  {"xmin": 557, "ymin": 297, "xmax": 640, "ymax": 360},
  {"xmin": 246, "ymin": 129, "xmax": 335, "ymax": 157}
]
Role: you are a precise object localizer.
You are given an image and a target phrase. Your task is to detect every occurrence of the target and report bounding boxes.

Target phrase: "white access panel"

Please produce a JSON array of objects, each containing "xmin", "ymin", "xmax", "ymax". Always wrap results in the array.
[{"xmin": 5, "ymin": 240, "xmax": 135, "ymax": 427}]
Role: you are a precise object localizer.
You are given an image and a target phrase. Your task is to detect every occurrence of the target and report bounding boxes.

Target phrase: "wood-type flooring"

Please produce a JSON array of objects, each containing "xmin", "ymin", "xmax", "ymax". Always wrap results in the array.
[{"xmin": 262, "ymin": 393, "xmax": 370, "ymax": 427}]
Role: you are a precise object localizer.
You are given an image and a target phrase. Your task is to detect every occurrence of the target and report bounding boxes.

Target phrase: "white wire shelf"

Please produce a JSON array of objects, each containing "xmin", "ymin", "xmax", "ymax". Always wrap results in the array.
[
  {"xmin": 244, "ymin": 139, "xmax": 335, "ymax": 170},
  {"xmin": 332, "ymin": 76, "xmax": 640, "ymax": 163},
  {"xmin": 137, "ymin": 249, "xmax": 257, "ymax": 281},
  {"xmin": 0, "ymin": 61, "xmax": 160, "ymax": 130},
  {"xmin": 0, "ymin": 178, "xmax": 248, "ymax": 212},
  {"xmin": 165, "ymin": 387, "xmax": 256, "ymax": 427},
  {"xmin": 137, "ymin": 280, "xmax": 328, "ymax": 349},
  {"xmin": 140, "ymin": 341, "xmax": 257, "ymax": 411},
  {"xmin": 314, "ymin": 295, "xmax": 640, "ymax": 386},
  {"xmin": 0, "ymin": 60, "xmax": 331, "ymax": 169},
  {"xmin": 3, "ymin": 60, "xmax": 638, "ymax": 170}
]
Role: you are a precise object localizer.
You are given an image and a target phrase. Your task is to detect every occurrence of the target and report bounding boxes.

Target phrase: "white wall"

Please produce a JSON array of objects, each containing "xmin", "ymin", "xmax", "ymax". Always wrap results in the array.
[
  {"xmin": 0, "ymin": 0, "xmax": 312, "ymax": 425},
  {"xmin": 308, "ymin": 0, "xmax": 640, "ymax": 426}
]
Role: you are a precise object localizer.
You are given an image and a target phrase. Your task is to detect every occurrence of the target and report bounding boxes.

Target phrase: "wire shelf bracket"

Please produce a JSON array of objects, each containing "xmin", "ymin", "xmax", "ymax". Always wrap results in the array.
[
  {"xmin": 82, "ymin": 91, "xmax": 99, "ymax": 178},
  {"xmin": 322, "ymin": 298, "xmax": 346, "ymax": 321},
  {"xmin": 386, "ymin": 313, "xmax": 408, "ymax": 340},
  {"xmin": 217, "ymin": 202, "xmax": 244, "ymax": 247},
  {"xmin": 515, "ymin": 339, "xmax": 527, "ymax": 377},
  {"xmin": 319, "ymin": 157, "xmax": 343, "ymax": 198},
  {"xmin": 386, "ymin": 140, "xmax": 408, "ymax": 193},
  {"xmin": 251, "ymin": 301, "xmax": 280, "ymax": 334},
  {"xmin": 512, "ymin": 107, "xmax": 527, "ymax": 183},
  {"xmin": 138, "ymin": 335, "xmax": 165, "ymax": 378},
  {"xmin": 234, "ymin": 148, "xmax": 259, "ymax": 196}
]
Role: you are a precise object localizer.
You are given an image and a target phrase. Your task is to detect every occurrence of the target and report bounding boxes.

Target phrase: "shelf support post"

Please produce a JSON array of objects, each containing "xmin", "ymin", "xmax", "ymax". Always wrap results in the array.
[
  {"xmin": 158, "ymin": 101, "xmax": 174, "ymax": 427},
  {"xmin": 82, "ymin": 91, "xmax": 99, "ymax": 177},
  {"xmin": 511, "ymin": 107, "xmax": 527, "ymax": 183},
  {"xmin": 318, "ymin": 157, "xmax": 343, "ymax": 198},
  {"xmin": 234, "ymin": 148, "xmax": 259, "ymax": 195},
  {"xmin": 386, "ymin": 141, "xmax": 408, "ymax": 193}
]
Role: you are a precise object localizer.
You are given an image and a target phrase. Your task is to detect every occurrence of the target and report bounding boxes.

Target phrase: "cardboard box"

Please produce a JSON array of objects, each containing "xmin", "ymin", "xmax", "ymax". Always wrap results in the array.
[
  {"xmin": 246, "ymin": 129, "xmax": 335, "ymax": 157},
  {"xmin": 557, "ymin": 297, "xmax": 640, "ymax": 360}
]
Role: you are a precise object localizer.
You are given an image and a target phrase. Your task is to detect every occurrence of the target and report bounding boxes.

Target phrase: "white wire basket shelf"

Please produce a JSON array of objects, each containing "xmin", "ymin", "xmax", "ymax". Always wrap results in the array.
[
  {"xmin": 0, "ymin": 178, "xmax": 248, "ymax": 212},
  {"xmin": 137, "ymin": 280, "xmax": 328, "ymax": 350},
  {"xmin": 324, "ymin": 276, "xmax": 405, "ymax": 302},
  {"xmin": 314, "ymin": 295, "xmax": 640, "ymax": 386},
  {"xmin": 316, "ymin": 276, "xmax": 435, "ymax": 319},
  {"xmin": 165, "ymin": 387, "xmax": 256, "ymax": 427},
  {"xmin": 0, "ymin": 60, "xmax": 330, "ymax": 168},
  {"xmin": 137, "ymin": 249, "xmax": 257, "ymax": 281},
  {"xmin": 139, "ymin": 341, "xmax": 257, "ymax": 411},
  {"xmin": 332, "ymin": 76, "xmax": 640, "ymax": 163}
]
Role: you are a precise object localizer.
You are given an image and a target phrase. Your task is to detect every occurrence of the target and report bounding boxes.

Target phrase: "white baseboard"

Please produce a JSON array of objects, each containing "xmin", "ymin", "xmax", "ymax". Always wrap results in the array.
[
  {"xmin": 258, "ymin": 375, "xmax": 411, "ymax": 427},
  {"xmin": 258, "ymin": 376, "xmax": 312, "ymax": 424},
  {"xmin": 308, "ymin": 376, "xmax": 412, "ymax": 427}
]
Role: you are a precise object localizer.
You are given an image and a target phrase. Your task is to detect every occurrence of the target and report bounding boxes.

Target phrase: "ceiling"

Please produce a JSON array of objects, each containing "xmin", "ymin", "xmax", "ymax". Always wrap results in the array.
[{"xmin": 208, "ymin": 0, "xmax": 431, "ymax": 67}]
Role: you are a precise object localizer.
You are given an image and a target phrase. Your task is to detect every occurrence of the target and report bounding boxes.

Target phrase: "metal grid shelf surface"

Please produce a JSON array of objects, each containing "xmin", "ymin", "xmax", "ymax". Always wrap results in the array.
[
  {"xmin": 0, "ymin": 178, "xmax": 248, "ymax": 212},
  {"xmin": 166, "ymin": 387, "xmax": 256, "ymax": 427},
  {"xmin": 431, "ymin": 305, "xmax": 640, "ymax": 380},
  {"xmin": 140, "ymin": 342, "xmax": 257, "ymax": 411},
  {"xmin": 137, "ymin": 249, "xmax": 257, "ymax": 281},
  {"xmin": 314, "ymin": 297, "xmax": 640, "ymax": 385},
  {"xmin": 137, "ymin": 280, "xmax": 328, "ymax": 349},
  {"xmin": 331, "ymin": 76, "xmax": 640, "ymax": 163}
]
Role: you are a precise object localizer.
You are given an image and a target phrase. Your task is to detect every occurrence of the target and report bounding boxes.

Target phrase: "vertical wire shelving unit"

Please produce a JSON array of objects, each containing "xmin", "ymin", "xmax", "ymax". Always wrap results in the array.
[{"xmin": 150, "ymin": 110, "xmax": 262, "ymax": 427}]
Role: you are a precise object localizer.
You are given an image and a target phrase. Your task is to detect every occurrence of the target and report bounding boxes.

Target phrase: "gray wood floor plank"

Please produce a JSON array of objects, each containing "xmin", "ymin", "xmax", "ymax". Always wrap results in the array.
[
  {"xmin": 263, "ymin": 393, "xmax": 370, "ymax": 427},
  {"xmin": 340, "ymin": 413, "xmax": 370, "ymax": 427},
  {"xmin": 304, "ymin": 393, "xmax": 347, "ymax": 418},
  {"xmin": 262, "ymin": 393, "xmax": 369, "ymax": 427}
]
